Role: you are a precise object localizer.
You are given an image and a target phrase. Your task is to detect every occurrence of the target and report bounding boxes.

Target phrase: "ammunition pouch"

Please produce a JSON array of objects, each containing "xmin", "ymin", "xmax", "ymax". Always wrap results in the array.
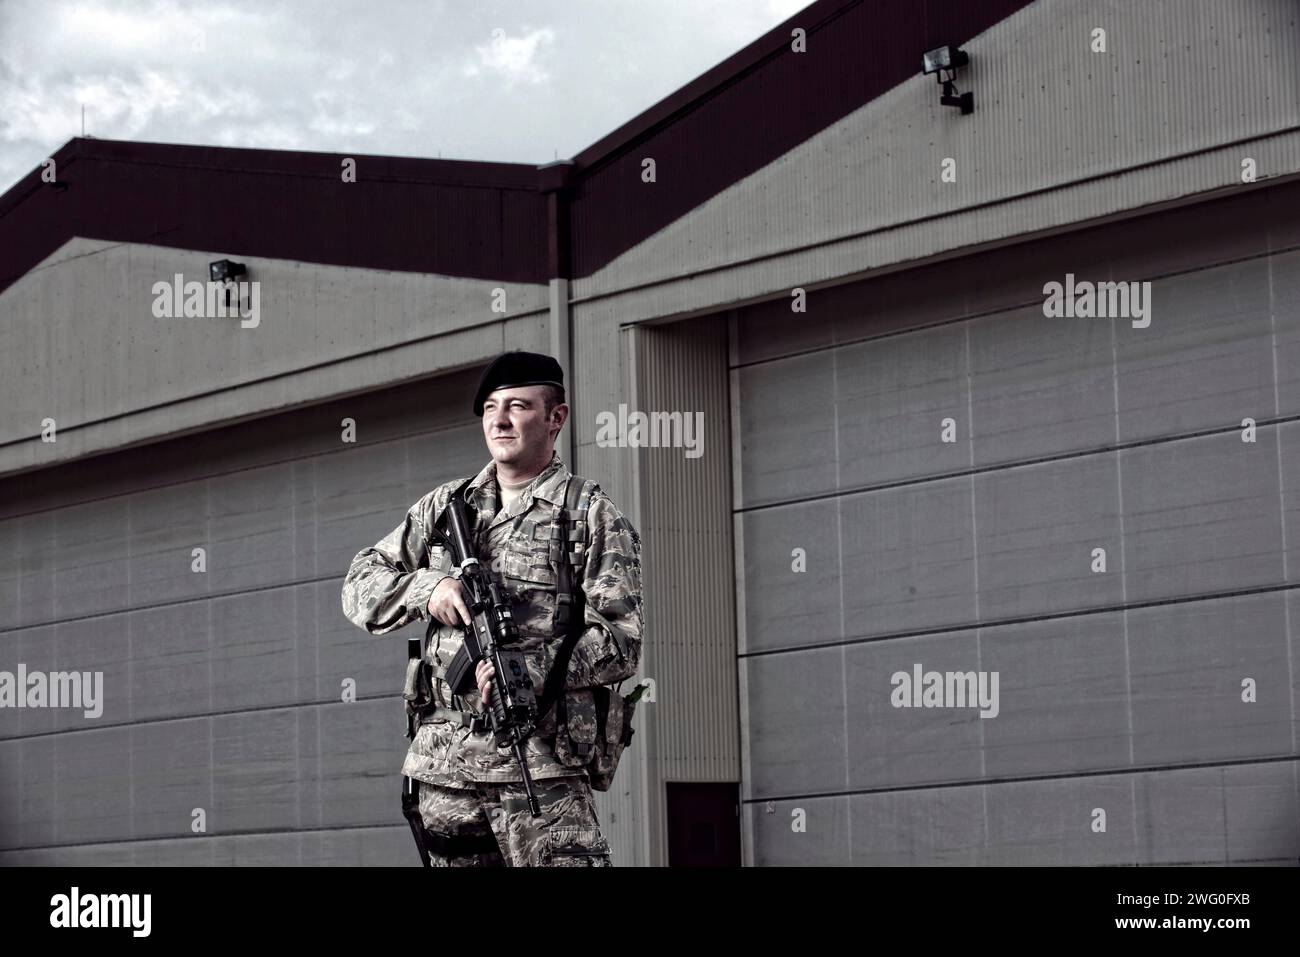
[
  {"xmin": 403, "ymin": 629, "xmax": 437, "ymax": 739},
  {"xmin": 553, "ymin": 685, "xmax": 640, "ymax": 792}
]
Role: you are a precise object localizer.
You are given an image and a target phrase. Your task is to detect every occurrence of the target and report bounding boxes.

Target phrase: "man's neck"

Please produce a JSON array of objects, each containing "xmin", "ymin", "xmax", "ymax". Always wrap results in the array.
[{"xmin": 495, "ymin": 452, "xmax": 552, "ymax": 487}]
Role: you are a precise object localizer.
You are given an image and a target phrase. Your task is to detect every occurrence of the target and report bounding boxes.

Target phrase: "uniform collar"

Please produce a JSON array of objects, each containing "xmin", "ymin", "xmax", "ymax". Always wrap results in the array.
[{"xmin": 466, "ymin": 450, "xmax": 569, "ymax": 510}]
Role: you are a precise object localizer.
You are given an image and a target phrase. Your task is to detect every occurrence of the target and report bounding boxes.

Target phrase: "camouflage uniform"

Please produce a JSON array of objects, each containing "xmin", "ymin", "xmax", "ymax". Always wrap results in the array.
[
  {"xmin": 340, "ymin": 451, "xmax": 642, "ymax": 866},
  {"xmin": 417, "ymin": 777, "xmax": 613, "ymax": 867}
]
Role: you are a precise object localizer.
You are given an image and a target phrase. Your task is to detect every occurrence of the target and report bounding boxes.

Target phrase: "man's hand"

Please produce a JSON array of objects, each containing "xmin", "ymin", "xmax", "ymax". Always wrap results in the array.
[
  {"xmin": 427, "ymin": 576, "xmax": 472, "ymax": 628},
  {"xmin": 476, "ymin": 659, "xmax": 495, "ymax": 712},
  {"xmin": 428, "ymin": 579, "xmax": 495, "ymax": 714}
]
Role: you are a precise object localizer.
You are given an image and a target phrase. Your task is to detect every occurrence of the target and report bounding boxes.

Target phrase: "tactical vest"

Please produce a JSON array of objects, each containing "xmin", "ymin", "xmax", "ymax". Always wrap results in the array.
[
  {"xmin": 403, "ymin": 472, "xmax": 640, "ymax": 790},
  {"xmin": 545, "ymin": 475, "xmax": 641, "ymax": 793}
]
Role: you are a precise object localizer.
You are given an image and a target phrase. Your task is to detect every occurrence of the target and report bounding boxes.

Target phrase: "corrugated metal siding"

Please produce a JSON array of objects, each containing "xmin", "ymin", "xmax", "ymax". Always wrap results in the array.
[
  {"xmin": 634, "ymin": 317, "xmax": 739, "ymax": 783},
  {"xmin": 573, "ymin": 0, "xmax": 1300, "ymax": 305},
  {"xmin": 568, "ymin": 0, "xmax": 1039, "ymax": 279},
  {"xmin": 573, "ymin": 303, "xmax": 740, "ymax": 865},
  {"xmin": 730, "ymin": 179, "xmax": 1300, "ymax": 865},
  {"xmin": 618, "ymin": 315, "xmax": 740, "ymax": 865}
]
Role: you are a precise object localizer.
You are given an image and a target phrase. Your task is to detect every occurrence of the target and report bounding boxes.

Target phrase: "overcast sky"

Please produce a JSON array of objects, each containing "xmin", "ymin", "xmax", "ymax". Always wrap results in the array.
[{"xmin": 0, "ymin": 0, "xmax": 808, "ymax": 194}]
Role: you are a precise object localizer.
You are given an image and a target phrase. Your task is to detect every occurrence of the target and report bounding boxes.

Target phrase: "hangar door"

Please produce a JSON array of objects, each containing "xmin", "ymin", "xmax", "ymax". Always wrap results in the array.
[
  {"xmin": 734, "ymin": 193, "xmax": 1300, "ymax": 865},
  {"xmin": 0, "ymin": 367, "xmax": 487, "ymax": 865}
]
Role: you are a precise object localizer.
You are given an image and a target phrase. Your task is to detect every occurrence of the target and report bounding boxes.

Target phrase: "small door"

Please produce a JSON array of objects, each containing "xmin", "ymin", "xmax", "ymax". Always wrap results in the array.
[{"xmin": 665, "ymin": 782, "xmax": 741, "ymax": 867}]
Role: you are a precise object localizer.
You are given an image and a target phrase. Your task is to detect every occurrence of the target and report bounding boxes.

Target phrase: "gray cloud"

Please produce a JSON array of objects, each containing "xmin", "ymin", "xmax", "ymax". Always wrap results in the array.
[{"xmin": 0, "ymin": 0, "xmax": 807, "ymax": 192}]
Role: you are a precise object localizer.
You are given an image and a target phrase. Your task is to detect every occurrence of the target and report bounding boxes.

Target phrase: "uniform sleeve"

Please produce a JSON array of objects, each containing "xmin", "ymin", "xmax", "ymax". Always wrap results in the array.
[
  {"xmin": 556, "ymin": 493, "xmax": 644, "ymax": 689},
  {"xmin": 340, "ymin": 490, "xmax": 449, "ymax": 636}
]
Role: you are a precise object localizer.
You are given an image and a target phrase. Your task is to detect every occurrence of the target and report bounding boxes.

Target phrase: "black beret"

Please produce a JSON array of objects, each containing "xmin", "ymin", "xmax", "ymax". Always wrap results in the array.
[{"xmin": 472, "ymin": 351, "xmax": 565, "ymax": 415}]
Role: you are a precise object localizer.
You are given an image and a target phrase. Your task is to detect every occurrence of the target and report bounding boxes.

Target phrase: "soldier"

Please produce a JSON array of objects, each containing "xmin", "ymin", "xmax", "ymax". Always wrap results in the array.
[{"xmin": 340, "ymin": 351, "xmax": 643, "ymax": 866}]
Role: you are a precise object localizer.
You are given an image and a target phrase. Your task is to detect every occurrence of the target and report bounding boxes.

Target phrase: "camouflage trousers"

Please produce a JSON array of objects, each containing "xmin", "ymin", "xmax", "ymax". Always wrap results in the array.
[{"xmin": 417, "ymin": 774, "xmax": 613, "ymax": 867}]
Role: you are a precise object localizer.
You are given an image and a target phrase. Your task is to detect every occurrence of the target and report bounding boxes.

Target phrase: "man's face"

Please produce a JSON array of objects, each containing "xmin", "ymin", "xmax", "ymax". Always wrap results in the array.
[{"xmin": 481, "ymin": 385, "xmax": 563, "ymax": 468}]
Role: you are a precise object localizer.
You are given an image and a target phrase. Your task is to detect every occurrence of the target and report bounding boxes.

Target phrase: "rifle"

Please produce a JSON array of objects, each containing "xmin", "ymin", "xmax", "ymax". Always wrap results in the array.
[{"xmin": 435, "ymin": 490, "xmax": 543, "ymax": 817}]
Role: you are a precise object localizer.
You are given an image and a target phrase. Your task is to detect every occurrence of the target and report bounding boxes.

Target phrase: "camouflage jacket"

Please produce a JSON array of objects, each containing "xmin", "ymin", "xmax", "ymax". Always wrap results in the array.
[{"xmin": 340, "ymin": 451, "xmax": 644, "ymax": 789}]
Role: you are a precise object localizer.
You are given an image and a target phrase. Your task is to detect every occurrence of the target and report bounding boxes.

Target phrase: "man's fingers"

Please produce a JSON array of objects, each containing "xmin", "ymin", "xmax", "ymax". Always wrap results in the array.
[
  {"xmin": 476, "ymin": 661, "xmax": 495, "ymax": 711},
  {"xmin": 428, "ymin": 580, "xmax": 472, "ymax": 628}
]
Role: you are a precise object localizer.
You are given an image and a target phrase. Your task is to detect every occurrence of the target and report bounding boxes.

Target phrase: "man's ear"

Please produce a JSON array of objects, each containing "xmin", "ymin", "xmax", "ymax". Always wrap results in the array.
[{"xmin": 548, "ymin": 400, "xmax": 569, "ymax": 442}]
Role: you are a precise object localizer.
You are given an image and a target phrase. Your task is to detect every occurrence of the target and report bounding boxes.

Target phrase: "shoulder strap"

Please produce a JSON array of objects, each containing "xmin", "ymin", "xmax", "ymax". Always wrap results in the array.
[
  {"xmin": 537, "ymin": 475, "xmax": 597, "ymax": 718},
  {"xmin": 551, "ymin": 475, "xmax": 597, "ymax": 632}
]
